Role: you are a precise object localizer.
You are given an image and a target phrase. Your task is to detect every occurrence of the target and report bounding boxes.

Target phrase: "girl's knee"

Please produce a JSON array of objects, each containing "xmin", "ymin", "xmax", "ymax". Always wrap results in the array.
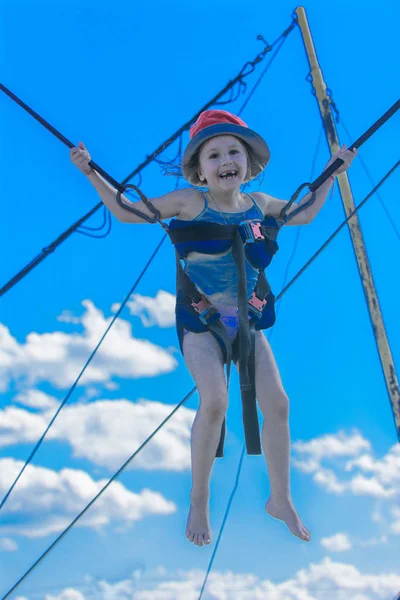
[
  {"xmin": 258, "ymin": 389, "xmax": 289, "ymax": 420},
  {"xmin": 199, "ymin": 393, "xmax": 228, "ymax": 422}
]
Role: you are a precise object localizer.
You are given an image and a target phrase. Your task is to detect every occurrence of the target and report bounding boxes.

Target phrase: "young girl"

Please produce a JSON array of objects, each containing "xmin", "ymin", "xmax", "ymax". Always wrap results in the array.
[{"xmin": 70, "ymin": 110, "xmax": 356, "ymax": 548}]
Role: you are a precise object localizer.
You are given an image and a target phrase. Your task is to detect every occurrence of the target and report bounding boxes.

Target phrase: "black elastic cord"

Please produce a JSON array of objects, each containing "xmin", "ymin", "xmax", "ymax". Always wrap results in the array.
[
  {"xmin": 0, "ymin": 21, "xmax": 297, "ymax": 298},
  {"xmin": 1, "ymin": 387, "xmax": 197, "ymax": 600},
  {"xmin": 276, "ymin": 161, "xmax": 400, "ymax": 302},
  {"xmin": 280, "ymin": 99, "xmax": 400, "ymax": 220},
  {"xmin": 339, "ymin": 117, "xmax": 400, "ymax": 244},
  {"xmin": 0, "ymin": 233, "xmax": 168, "ymax": 513}
]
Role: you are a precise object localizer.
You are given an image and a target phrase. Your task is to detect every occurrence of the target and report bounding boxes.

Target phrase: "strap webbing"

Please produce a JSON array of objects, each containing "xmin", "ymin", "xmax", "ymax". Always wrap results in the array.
[{"xmin": 175, "ymin": 237, "xmax": 262, "ymax": 457}]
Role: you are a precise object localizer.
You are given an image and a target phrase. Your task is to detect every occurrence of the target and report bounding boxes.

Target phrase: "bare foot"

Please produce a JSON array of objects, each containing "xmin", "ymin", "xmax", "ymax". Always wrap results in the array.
[
  {"xmin": 186, "ymin": 500, "xmax": 212, "ymax": 547},
  {"xmin": 266, "ymin": 497, "xmax": 311, "ymax": 542}
]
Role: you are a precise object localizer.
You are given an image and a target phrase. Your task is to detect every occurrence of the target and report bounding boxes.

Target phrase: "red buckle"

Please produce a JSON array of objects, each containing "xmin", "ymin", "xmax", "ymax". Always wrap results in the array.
[
  {"xmin": 191, "ymin": 295, "xmax": 211, "ymax": 313},
  {"xmin": 250, "ymin": 222, "xmax": 264, "ymax": 241},
  {"xmin": 248, "ymin": 292, "xmax": 267, "ymax": 311},
  {"xmin": 191, "ymin": 295, "xmax": 219, "ymax": 325}
]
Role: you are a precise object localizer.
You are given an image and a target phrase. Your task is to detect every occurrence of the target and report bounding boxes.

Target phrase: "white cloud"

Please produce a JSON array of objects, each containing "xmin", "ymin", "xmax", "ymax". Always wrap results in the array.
[
  {"xmin": 292, "ymin": 430, "xmax": 398, "ymax": 499},
  {"xmin": 0, "ymin": 537, "xmax": 18, "ymax": 551},
  {"xmin": 25, "ymin": 559, "xmax": 400, "ymax": 600},
  {"xmin": 112, "ymin": 290, "xmax": 176, "ymax": 328},
  {"xmin": 0, "ymin": 397, "xmax": 194, "ymax": 471},
  {"xmin": 348, "ymin": 474, "xmax": 395, "ymax": 498},
  {"xmin": 320, "ymin": 533, "xmax": 351, "ymax": 552},
  {"xmin": 292, "ymin": 430, "xmax": 371, "ymax": 461},
  {"xmin": 57, "ymin": 311, "xmax": 81, "ymax": 325},
  {"xmin": 345, "ymin": 444, "xmax": 400, "ymax": 485},
  {"xmin": 0, "ymin": 458, "xmax": 176, "ymax": 539},
  {"xmin": 313, "ymin": 468, "xmax": 347, "ymax": 494},
  {"xmin": 46, "ymin": 591, "xmax": 85, "ymax": 600},
  {"xmin": 0, "ymin": 299, "xmax": 177, "ymax": 392},
  {"xmin": 14, "ymin": 389, "xmax": 60, "ymax": 410},
  {"xmin": 359, "ymin": 535, "xmax": 388, "ymax": 547}
]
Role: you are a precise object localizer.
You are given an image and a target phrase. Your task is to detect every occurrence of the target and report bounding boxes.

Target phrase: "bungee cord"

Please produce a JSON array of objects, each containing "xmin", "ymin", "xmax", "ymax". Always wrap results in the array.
[
  {"xmin": 0, "ymin": 17, "xmax": 298, "ymax": 298},
  {"xmin": 0, "ymin": 233, "xmax": 168, "ymax": 513},
  {"xmin": 236, "ymin": 29, "xmax": 292, "ymax": 117},
  {"xmin": 275, "ymin": 125, "xmax": 325, "ymax": 315},
  {"xmin": 198, "ymin": 445, "xmax": 247, "ymax": 600},
  {"xmin": 0, "ymin": 20, "xmax": 292, "ymax": 513},
  {"xmin": 2, "ymin": 161, "xmax": 398, "ymax": 600},
  {"xmin": 1, "ymin": 387, "xmax": 197, "ymax": 600},
  {"xmin": 339, "ymin": 116, "xmax": 400, "ymax": 244},
  {"xmin": 279, "ymin": 100, "xmax": 400, "ymax": 222},
  {"xmin": 76, "ymin": 205, "xmax": 112, "ymax": 238},
  {"xmin": 277, "ymin": 160, "xmax": 400, "ymax": 302}
]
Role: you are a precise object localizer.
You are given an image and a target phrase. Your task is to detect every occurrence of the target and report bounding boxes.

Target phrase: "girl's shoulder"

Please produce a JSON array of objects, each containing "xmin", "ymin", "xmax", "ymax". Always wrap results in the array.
[
  {"xmin": 248, "ymin": 191, "xmax": 268, "ymax": 216},
  {"xmin": 177, "ymin": 188, "xmax": 206, "ymax": 220}
]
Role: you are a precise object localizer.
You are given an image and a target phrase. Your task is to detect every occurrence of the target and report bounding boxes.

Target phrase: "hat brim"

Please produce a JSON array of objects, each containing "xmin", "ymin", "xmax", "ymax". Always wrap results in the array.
[{"xmin": 181, "ymin": 123, "xmax": 270, "ymax": 185}]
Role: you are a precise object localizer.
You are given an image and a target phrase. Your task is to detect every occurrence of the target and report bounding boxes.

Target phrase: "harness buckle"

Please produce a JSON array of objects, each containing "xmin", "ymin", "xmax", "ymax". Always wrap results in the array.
[
  {"xmin": 191, "ymin": 295, "xmax": 220, "ymax": 325},
  {"xmin": 240, "ymin": 221, "xmax": 265, "ymax": 244},
  {"xmin": 248, "ymin": 292, "xmax": 267, "ymax": 319}
]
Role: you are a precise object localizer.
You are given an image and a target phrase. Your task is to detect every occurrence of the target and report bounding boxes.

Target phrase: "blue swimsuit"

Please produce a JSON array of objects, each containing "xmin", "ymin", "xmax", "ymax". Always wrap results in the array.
[{"xmin": 182, "ymin": 193, "xmax": 265, "ymax": 341}]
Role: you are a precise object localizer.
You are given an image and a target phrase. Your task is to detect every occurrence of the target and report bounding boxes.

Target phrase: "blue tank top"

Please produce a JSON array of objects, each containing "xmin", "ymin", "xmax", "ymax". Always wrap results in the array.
[{"xmin": 183, "ymin": 193, "xmax": 264, "ymax": 307}]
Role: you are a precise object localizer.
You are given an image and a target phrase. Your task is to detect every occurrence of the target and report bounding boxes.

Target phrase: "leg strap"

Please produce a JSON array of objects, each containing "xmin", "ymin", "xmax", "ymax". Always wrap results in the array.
[
  {"xmin": 239, "ymin": 323, "xmax": 261, "ymax": 454},
  {"xmin": 232, "ymin": 232, "xmax": 262, "ymax": 455}
]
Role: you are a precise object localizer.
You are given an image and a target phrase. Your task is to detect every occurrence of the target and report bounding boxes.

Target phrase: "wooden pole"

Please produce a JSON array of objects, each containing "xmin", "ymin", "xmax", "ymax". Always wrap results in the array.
[{"xmin": 295, "ymin": 5, "xmax": 400, "ymax": 440}]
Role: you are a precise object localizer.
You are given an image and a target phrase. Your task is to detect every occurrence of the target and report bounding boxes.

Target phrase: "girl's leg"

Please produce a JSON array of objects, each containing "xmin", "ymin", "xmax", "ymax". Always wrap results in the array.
[
  {"xmin": 236, "ymin": 331, "xmax": 311, "ymax": 542},
  {"xmin": 182, "ymin": 330, "xmax": 229, "ymax": 547}
]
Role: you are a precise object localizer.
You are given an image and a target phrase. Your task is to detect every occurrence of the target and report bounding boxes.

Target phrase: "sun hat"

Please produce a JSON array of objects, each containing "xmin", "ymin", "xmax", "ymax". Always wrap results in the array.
[{"xmin": 181, "ymin": 109, "xmax": 270, "ymax": 185}]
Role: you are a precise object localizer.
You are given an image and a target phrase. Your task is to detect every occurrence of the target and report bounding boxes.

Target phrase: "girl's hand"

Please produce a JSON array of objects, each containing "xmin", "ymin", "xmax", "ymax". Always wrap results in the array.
[
  {"xmin": 326, "ymin": 144, "xmax": 358, "ymax": 178},
  {"xmin": 70, "ymin": 141, "xmax": 94, "ymax": 176}
]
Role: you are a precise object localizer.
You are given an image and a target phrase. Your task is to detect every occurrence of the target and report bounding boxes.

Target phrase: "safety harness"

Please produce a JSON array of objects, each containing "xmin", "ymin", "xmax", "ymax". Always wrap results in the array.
[{"xmin": 117, "ymin": 184, "xmax": 300, "ymax": 459}]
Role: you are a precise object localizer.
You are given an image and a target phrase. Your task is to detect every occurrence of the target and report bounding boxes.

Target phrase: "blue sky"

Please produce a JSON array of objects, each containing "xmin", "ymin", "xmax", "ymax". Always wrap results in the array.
[{"xmin": 1, "ymin": 0, "xmax": 400, "ymax": 598}]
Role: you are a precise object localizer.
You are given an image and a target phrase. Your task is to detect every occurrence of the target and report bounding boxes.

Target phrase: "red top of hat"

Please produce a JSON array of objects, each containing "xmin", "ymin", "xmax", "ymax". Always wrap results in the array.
[{"xmin": 190, "ymin": 110, "xmax": 248, "ymax": 140}]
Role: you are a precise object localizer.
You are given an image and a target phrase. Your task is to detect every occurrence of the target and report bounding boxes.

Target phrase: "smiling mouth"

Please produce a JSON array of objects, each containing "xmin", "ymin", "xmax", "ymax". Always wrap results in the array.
[{"xmin": 219, "ymin": 170, "xmax": 238, "ymax": 180}]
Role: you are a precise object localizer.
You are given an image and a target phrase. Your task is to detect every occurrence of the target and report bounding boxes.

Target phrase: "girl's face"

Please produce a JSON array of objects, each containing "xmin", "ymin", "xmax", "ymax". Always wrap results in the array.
[{"xmin": 198, "ymin": 135, "xmax": 248, "ymax": 191}]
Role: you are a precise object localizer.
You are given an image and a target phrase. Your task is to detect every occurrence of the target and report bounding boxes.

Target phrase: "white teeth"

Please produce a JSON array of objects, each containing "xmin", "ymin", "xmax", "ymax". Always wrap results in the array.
[{"xmin": 220, "ymin": 171, "xmax": 237, "ymax": 179}]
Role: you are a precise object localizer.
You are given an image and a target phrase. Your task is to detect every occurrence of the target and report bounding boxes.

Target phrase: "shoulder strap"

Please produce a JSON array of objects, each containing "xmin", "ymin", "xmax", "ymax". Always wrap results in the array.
[{"xmin": 246, "ymin": 193, "xmax": 264, "ymax": 218}]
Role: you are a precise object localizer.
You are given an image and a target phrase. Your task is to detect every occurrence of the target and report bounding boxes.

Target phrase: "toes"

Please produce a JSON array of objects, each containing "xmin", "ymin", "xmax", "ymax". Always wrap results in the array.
[
  {"xmin": 195, "ymin": 534, "xmax": 203, "ymax": 547},
  {"xmin": 186, "ymin": 530, "xmax": 195, "ymax": 543},
  {"xmin": 204, "ymin": 535, "xmax": 211, "ymax": 545}
]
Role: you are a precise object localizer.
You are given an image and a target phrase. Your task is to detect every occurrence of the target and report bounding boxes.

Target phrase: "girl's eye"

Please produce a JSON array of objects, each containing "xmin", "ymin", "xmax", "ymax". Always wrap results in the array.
[
  {"xmin": 209, "ymin": 153, "xmax": 218, "ymax": 159},
  {"xmin": 230, "ymin": 149, "xmax": 239, "ymax": 154}
]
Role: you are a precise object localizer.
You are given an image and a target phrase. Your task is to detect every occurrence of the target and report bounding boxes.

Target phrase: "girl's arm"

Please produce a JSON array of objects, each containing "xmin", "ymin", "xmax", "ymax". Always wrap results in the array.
[
  {"xmin": 86, "ymin": 170, "xmax": 196, "ymax": 223},
  {"xmin": 258, "ymin": 145, "xmax": 357, "ymax": 226},
  {"xmin": 257, "ymin": 176, "xmax": 334, "ymax": 226}
]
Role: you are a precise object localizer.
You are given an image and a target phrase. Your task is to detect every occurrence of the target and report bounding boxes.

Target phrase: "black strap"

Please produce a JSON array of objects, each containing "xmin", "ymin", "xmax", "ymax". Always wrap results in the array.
[
  {"xmin": 240, "ymin": 323, "xmax": 261, "ymax": 454},
  {"xmin": 231, "ymin": 232, "xmax": 262, "ymax": 455},
  {"xmin": 169, "ymin": 222, "xmax": 237, "ymax": 244},
  {"xmin": 175, "ymin": 234, "xmax": 262, "ymax": 457}
]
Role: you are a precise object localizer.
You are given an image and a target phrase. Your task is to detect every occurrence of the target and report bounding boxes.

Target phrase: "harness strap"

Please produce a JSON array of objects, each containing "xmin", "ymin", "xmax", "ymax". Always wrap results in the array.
[
  {"xmin": 240, "ymin": 323, "xmax": 260, "ymax": 454},
  {"xmin": 169, "ymin": 222, "xmax": 237, "ymax": 243},
  {"xmin": 231, "ymin": 232, "xmax": 262, "ymax": 455},
  {"xmin": 174, "ymin": 234, "xmax": 262, "ymax": 457}
]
